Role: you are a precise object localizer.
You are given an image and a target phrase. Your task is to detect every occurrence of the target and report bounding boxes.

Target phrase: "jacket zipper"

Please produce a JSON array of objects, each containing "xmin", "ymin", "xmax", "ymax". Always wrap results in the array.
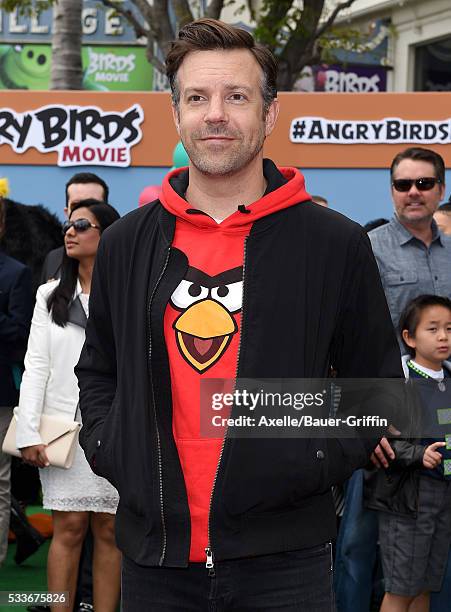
[
  {"xmin": 148, "ymin": 247, "xmax": 171, "ymax": 566},
  {"xmin": 205, "ymin": 236, "xmax": 249, "ymax": 576}
]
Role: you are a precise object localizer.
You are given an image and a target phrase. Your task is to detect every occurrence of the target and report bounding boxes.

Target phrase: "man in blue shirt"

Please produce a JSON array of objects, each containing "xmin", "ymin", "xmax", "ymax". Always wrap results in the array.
[{"xmin": 369, "ymin": 147, "xmax": 451, "ymax": 331}]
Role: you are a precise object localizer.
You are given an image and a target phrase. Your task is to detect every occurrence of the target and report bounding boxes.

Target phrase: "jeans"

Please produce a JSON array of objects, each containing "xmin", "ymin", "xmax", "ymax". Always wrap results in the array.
[
  {"xmin": 333, "ymin": 470, "xmax": 379, "ymax": 612},
  {"xmin": 122, "ymin": 543, "xmax": 335, "ymax": 611}
]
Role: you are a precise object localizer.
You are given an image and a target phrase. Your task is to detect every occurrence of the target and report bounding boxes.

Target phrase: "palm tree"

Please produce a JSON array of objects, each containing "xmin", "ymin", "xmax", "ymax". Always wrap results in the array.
[{"xmin": 51, "ymin": 0, "xmax": 82, "ymax": 89}]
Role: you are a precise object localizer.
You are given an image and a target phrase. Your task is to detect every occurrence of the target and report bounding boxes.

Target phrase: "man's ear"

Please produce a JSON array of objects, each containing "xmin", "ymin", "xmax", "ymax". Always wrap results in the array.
[
  {"xmin": 172, "ymin": 104, "xmax": 181, "ymax": 135},
  {"xmin": 265, "ymin": 98, "xmax": 279, "ymax": 137}
]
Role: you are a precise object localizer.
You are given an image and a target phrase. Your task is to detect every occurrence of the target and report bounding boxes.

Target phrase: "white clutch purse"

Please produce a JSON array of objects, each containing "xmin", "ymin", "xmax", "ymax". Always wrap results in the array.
[{"xmin": 2, "ymin": 409, "xmax": 81, "ymax": 469}]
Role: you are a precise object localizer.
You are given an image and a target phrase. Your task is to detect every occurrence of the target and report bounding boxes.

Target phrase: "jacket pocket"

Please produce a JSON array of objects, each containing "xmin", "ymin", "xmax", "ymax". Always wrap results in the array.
[
  {"xmin": 364, "ymin": 465, "xmax": 419, "ymax": 517},
  {"xmin": 223, "ymin": 439, "xmax": 327, "ymax": 517},
  {"xmin": 91, "ymin": 400, "xmax": 119, "ymax": 487}
]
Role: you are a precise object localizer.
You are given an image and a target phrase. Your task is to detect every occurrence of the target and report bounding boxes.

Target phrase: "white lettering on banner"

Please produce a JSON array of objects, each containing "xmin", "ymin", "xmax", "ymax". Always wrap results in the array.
[
  {"xmin": 105, "ymin": 9, "xmax": 123, "ymax": 36},
  {"xmin": 290, "ymin": 117, "xmax": 451, "ymax": 144},
  {"xmin": 86, "ymin": 48, "xmax": 135, "ymax": 76},
  {"xmin": 95, "ymin": 72, "xmax": 129, "ymax": 82},
  {"xmin": 324, "ymin": 70, "xmax": 381, "ymax": 93},
  {"xmin": 9, "ymin": 10, "xmax": 27, "ymax": 34},
  {"xmin": 30, "ymin": 14, "xmax": 49, "ymax": 35},
  {"xmin": 0, "ymin": 104, "xmax": 144, "ymax": 167},
  {"xmin": 82, "ymin": 8, "xmax": 98, "ymax": 35}
]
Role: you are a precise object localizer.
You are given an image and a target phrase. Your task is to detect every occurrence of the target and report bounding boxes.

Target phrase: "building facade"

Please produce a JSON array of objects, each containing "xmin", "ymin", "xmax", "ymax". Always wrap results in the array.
[{"xmin": 334, "ymin": 0, "xmax": 451, "ymax": 91}]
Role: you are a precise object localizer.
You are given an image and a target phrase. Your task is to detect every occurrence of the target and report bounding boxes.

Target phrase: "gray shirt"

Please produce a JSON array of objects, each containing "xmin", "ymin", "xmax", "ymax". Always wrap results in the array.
[{"xmin": 369, "ymin": 215, "xmax": 451, "ymax": 331}]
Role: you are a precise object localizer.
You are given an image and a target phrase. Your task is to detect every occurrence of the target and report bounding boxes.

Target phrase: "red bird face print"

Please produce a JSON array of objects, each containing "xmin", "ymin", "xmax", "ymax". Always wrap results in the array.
[{"xmin": 170, "ymin": 266, "xmax": 243, "ymax": 372}]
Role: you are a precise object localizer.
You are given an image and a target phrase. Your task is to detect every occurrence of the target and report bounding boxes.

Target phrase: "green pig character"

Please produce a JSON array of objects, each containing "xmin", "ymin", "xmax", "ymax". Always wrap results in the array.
[
  {"xmin": 0, "ymin": 45, "xmax": 51, "ymax": 89},
  {"xmin": 0, "ymin": 44, "xmax": 109, "ymax": 91}
]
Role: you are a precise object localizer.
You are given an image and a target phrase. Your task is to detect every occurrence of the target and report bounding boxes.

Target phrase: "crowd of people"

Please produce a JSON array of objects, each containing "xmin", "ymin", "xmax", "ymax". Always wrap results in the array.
[{"xmin": 1, "ymin": 17, "xmax": 451, "ymax": 612}]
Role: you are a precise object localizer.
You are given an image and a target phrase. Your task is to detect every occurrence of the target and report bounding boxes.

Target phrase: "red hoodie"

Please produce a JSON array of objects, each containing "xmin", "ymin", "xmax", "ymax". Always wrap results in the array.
[{"xmin": 159, "ymin": 161, "xmax": 310, "ymax": 561}]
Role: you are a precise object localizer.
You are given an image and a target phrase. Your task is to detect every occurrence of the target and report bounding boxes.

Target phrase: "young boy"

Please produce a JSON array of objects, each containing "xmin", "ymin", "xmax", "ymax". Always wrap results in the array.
[{"xmin": 374, "ymin": 295, "xmax": 451, "ymax": 612}]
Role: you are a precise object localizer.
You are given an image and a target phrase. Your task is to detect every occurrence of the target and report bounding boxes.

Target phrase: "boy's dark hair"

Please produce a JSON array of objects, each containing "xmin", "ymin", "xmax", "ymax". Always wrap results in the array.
[
  {"xmin": 390, "ymin": 147, "xmax": 445, "ymax": 185},
  {"xmin": 399, "ymin": 294, "xmax": 451, "ymax": 356},
  {"xmin": 47, "ymin": 199, "xmax": 120, "ymax": 327},
  {"xmin": 437, "ymin": 202, "xmax": 451, "ymax": 214},
  {"xmin": 65, "ymin": 173, "xmax": 109, "ymax": 207},
  {"xmin": 165, "ymin": 18, "xmax": 277, "ymax": 115}
]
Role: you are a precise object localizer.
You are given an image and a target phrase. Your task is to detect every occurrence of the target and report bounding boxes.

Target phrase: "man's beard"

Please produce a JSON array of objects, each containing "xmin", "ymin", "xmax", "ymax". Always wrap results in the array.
[
  {"xmin": 182, "ymin": 126, "xmax": 266, "ymax": 176},
  {"xmin": 399, "ymin": 205, "xmax": 434, "ymax": 226}
]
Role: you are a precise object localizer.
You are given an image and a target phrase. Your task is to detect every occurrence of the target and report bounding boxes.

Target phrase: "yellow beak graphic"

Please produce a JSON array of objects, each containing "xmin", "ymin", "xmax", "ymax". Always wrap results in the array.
[{"xmin": 174, "ymin": 299, "xmax": 238, "ymax": 372}]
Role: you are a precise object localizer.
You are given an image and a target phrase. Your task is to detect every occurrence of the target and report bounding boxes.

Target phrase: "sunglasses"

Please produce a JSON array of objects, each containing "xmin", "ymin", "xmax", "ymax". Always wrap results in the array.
[
  {"xmin": 62, "ymin": 218, "xmax": 100, "ymax": 235},
  {"xmin": 392, "ymin": 177, "xmax": 441, "ymax": 192}
]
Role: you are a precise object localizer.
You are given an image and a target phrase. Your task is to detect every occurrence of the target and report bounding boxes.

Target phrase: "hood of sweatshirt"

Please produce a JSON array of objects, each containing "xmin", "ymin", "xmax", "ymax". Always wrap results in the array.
[{"xmin": 159, "ymin": 158, "xmax": 311, "ymax": 229}]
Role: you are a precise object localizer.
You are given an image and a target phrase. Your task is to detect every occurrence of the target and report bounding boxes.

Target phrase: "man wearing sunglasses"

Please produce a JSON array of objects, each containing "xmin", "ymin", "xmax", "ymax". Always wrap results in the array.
[
  {"xmin": 40, "ymin": 173, "xmax": 108, "ymax": 284},
  {"xmin": 335, "ymin": 147, "xmax": 451, "ymax": 612},
  {"xmin": 369, "ymin": 146, "xmax": 451, "ymax": 332}
]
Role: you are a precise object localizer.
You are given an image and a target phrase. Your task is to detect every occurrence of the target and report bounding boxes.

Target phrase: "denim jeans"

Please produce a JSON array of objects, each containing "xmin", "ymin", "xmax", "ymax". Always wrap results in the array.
[
  {"xmin": 333, "ymin": 470, "xmax": 379, "ymax": 612},
  {"xmin": 122, "ymin": 543, "xmax": 335, "ymax": 611}
]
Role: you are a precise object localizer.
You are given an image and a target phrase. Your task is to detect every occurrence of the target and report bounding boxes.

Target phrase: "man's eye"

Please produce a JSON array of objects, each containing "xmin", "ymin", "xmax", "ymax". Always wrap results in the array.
[
  {"xmin": 229, "ymin": 93, "xmax": 246, "ymax": 101},
  {"xmin": 188, "ymin": 95, "xmax": 203, "ymax": 102}
]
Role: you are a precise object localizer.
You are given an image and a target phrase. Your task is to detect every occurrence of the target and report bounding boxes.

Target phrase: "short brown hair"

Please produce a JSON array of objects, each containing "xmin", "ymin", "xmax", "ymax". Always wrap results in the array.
[
  {"xmin": 390, "ymin": 147, "xmax": 445, "ymax": 185},
  {"xmin": 165, "ymin": 18, "xmax": 277, "ymax": 114}
]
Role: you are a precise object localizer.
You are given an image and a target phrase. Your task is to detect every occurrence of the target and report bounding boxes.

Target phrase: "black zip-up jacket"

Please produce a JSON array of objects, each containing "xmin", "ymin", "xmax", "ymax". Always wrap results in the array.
[
  {"xmin": 76, "ymin": 163, "xmax": 402, "ymax": 567},
  {"xmin": 364, "ymin": 364, "xmax": 451, "ymax": 517},
  {"xmin": 364, "ymin": 438, "xmax": 424, "ymax": 518}
]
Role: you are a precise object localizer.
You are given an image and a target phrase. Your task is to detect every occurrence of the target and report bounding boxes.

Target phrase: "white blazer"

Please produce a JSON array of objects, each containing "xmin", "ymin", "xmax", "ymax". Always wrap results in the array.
[{"xmin": 16, "ymin": 279, "xmax": 86, "ymax": 449}]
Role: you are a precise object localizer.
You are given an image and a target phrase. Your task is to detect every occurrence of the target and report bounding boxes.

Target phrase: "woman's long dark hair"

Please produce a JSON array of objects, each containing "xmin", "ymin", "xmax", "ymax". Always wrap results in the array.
[{"xmin": 47, "ymin": 199, "xmax": 120, "ymax": 327}]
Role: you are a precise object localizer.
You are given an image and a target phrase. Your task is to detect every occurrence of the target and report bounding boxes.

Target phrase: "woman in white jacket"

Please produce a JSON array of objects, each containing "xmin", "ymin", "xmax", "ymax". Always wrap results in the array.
[{"xmin": 16, "ymin": 199, "xmax": 121, "ymax": 612}]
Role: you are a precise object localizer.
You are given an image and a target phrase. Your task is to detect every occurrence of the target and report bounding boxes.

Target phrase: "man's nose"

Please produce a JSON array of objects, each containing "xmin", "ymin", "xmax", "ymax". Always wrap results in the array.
[
  {"xmin": 204, "ymin": 96, "xmax": 227, "ymax": 123},
  {"xmin": 407, "ymin": 183, "xmax": 421, "ymax": 197}
]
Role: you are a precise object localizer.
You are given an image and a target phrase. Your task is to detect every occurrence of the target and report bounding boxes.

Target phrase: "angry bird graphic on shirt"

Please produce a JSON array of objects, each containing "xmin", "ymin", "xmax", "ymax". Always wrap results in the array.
[{"xmin": 170, "ymin": 265, "xmax": 243, "ymax": 373}]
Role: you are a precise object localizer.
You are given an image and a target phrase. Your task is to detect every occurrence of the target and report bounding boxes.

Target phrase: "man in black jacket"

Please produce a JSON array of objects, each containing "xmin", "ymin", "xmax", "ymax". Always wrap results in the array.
[{"xmin": 76, "ymin": 19, "xmax": 401, "ymax": 611}]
